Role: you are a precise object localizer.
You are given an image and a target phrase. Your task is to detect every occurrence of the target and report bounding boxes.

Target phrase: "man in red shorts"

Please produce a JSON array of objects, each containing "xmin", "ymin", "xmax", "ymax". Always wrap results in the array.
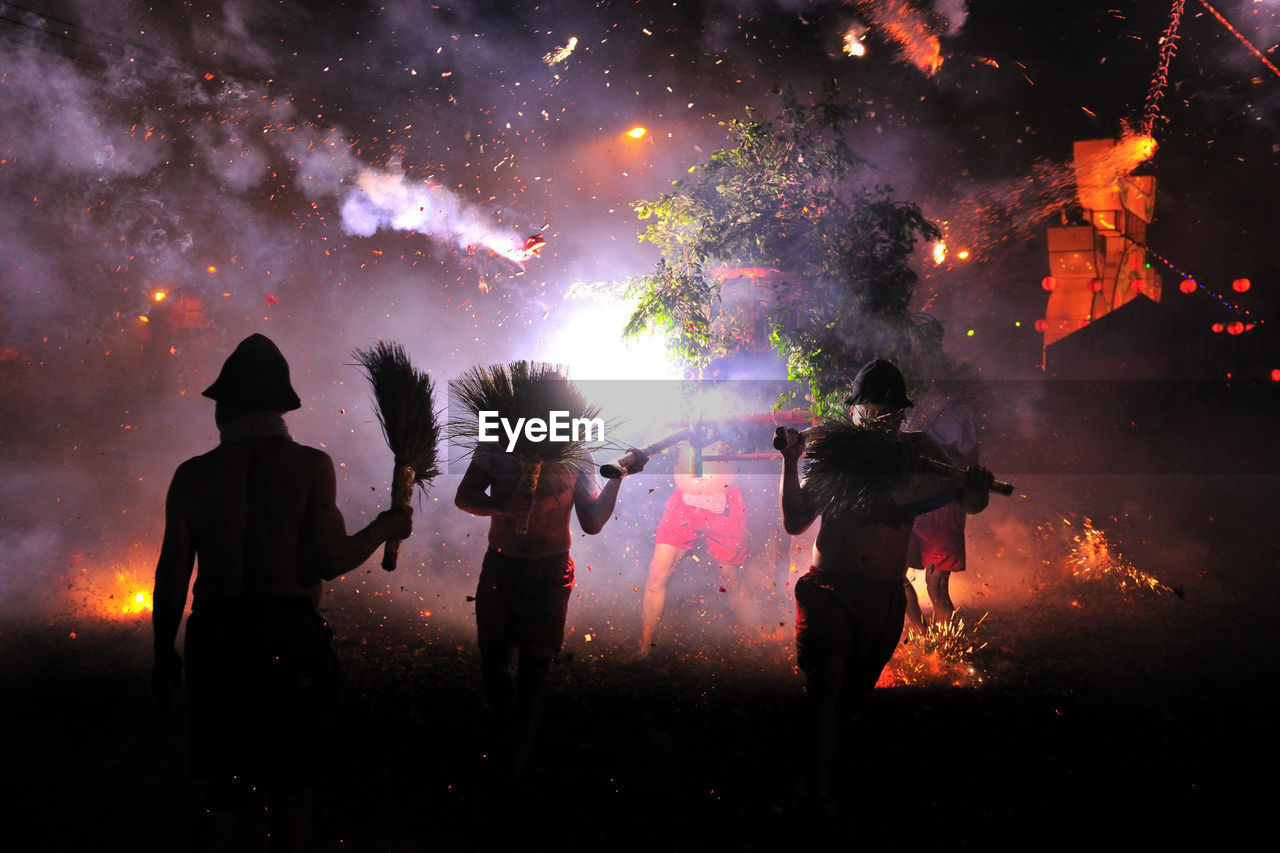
[
  {"xmin": 635, "ymin": 439, "xmax": 748, "ymax": 656},
  {"xmin": 904, "ymin": 400, "xmax": 981, "ymax": 631},
  {"xmin": 778, "ymin": 359, "xmax": 994, "ymax": 819}
]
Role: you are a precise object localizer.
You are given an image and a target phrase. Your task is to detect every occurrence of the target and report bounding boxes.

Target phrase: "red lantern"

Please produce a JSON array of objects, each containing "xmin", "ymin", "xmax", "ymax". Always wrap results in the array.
[
  {"xmin": 1227, "ymin": 321, "xmax": 1245, "ymax": 335},
  {"xmin": 1041, "ymin": 276, "xmax": 1057, "ymax": 291},
  {"xmin": 1211, "ymin": 323, "xmax": 1225, "ymax": 333},
  {"xmin": 1033, "ymin": 318, "xmax": 1048, "ymax": 332},
  {"xmin": 1129, "ymin": 277, "xmax": 1144, "ymax": 294},
  {"xmin": 1232, "ymin": 278, "xmax": 1251, "ymax": 293},
  {"xmin": 1270, "ymin": 368, "xmax": 1280, "ymax": 383},
  {"xmin": 1089, "ymin": 279, "xmax": 1103, "ymax": 293},
  {"xmin": 1179, "ymin": 279, "xmax": 1197, "ymax": 294}
]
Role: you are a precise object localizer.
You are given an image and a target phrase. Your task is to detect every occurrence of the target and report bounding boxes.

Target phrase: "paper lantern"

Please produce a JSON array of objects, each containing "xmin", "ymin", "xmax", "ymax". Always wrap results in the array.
[
  {"xmin": 1089, "ymin": 279, "xmax": 1103, "ymax": 293},
  {"xmin": 1232, "ymin": 278, "xmax": 1251, "ymax": 293},
  {"xmin": 1033, "ymin": 318, "xmax": 1048, "ymax": 332},
  {"xmin": 1040, "ymin": 276, "xmax": 1057, "ymax": 291},
  {"xmin": 1210, "ymin": 323, "xmax": 1224, "ymax": 333},
  {"xmin": 1270, "ymin": 368, "xmax": 1280, "ymax": 383},
  {"xmin": 1129, "ymin": 277, "xmax": 1144, "ymax": 294},
  {"xmin": 1227, "ymin": 321, "xmax": 1245, "ymax": 335},
  {"xmin": 1179, "ymin": 279, "xmax": 1196, "ymax": 294}
]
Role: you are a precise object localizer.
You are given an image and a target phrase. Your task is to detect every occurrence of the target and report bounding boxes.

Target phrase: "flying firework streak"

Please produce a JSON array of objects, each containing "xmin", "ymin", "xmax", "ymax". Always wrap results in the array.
[
  {"xmin": 1198, "ymin": 0, "xmax": 1280, "ymax": 80},
  {"xmin": 543, "ymin": 36, "xmax": 579, "ymax": 66},
  {"xmin": 857, "ymin": 0, "xmax": 943, "ymax": 75}
]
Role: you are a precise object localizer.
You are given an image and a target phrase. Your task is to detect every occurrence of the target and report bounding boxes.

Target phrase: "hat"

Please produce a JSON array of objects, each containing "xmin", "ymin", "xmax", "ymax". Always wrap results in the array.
[
  {"xmin": 844, "ymin": 358, "xmax": 913, "ymax": 409},
  {"xmin": 202, "ymin": 333, "xmax": 301, "ymax": 412}
]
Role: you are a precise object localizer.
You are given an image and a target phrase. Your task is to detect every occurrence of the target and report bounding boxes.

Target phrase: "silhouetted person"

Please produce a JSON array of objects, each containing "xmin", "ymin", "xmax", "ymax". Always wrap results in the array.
[
  {"xmin": 778, "ymin": 359, "xmax": 993, "ymax": 825},
  {"xmin": 151, "ymin": 334, "xmax": 412, "ymax": 852},
  {"xmin": 636, "ymin": 440, "xmax": 750, "ymax": 657},
  {"xmin": 455, "ymin": 439, "xmax": 646, "ymax": 783}
]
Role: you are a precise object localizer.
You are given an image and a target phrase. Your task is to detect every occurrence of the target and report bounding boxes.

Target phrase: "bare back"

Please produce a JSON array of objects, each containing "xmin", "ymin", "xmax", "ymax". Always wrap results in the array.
[{"xmin": 171, "ymin": 437, "xmax": 329, "ymax": 605}]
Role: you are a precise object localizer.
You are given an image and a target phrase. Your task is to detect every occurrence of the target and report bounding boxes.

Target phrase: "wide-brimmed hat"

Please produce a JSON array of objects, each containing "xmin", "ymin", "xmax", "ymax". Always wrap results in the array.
[
  {"xmin": 202, "ymin": 333, "xmax": 301, "ymax": 412},
  {"xmin": 844, "ymin": 358, "xmax": 913, "ymax": 409}
]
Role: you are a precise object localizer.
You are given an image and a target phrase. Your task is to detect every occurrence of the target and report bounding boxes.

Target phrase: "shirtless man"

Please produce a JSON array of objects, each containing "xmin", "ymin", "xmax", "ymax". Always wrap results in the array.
[
  {"xmin": 636, "ymin": 440, "xmax": 748, "ymax": 656},
  {"xmin": 152, "ymin": 333, "xmax": 412, "ymax": 851},
  {"xmin": 455, "ymin": 444, "xmax": 646, "ymax": 780},
  {"xmin": 777, "ymin": 359, "xmax": 993, "ymax": 813}
]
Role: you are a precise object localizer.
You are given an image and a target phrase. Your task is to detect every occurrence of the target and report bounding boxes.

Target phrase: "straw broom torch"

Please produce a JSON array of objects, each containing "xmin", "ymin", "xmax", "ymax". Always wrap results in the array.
[
  {"xmin": 354, "ymin": 342, "xmax": 440, "ymax": 571},
  {"xmin": 451, "ymin": 361, "xmax": 600, "ymax": 535},
  {"xmin": 773, "ymin": 425, "xmax": 1014, "ymax": 495}
]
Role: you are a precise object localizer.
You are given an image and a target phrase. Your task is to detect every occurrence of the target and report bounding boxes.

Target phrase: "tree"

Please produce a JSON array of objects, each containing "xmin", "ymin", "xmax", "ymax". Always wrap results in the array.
[{"xmin": 624, "ymin": 89, "xmax": 943, "ymax": 412}]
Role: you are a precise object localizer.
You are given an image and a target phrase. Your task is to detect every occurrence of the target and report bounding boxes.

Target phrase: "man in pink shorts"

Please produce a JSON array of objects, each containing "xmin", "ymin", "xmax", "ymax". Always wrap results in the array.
[{"xmin": 635, "ymin": 440, "xmax": 749, "ymax": 656}]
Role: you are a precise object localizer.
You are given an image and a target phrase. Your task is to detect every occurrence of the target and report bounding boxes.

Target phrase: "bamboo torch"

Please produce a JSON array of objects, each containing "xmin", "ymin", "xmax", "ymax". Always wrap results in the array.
[
  {"xmin": 514, "ymin": 455, "xmax": 542, "ymax": 535},
  {"xmin": 354, "ymin": 342, "xmax": 440, "ymax": 571}
]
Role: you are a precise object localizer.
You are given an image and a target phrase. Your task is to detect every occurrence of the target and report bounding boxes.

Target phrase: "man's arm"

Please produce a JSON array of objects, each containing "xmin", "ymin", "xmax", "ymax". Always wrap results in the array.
[
  {"xmin": 574, "ymin": 451, "xmax": 647, "ymax": 534},
  {"xmin": 454, "ymin": 458, "xmax": 524, "ymax": 518},
  {"xmin": 779, "ymin": 428, "xmax": 817, "ymax": 535},
  {"xmin": 308, "ymin": 450, "xmax": 412, "ymax": 580},
  {"xmin": 958, "ymin": 465, "xmax": 994, "ymax": 515},
  {"xmin": 151, "ymin": 469, "xmax": 196, "ymax": 708}
]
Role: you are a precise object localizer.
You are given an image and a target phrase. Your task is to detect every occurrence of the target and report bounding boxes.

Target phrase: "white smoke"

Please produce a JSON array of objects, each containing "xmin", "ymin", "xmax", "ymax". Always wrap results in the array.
[{"xmin": 339, "ymin": 167, "xmax": 529, "ymax": 265}]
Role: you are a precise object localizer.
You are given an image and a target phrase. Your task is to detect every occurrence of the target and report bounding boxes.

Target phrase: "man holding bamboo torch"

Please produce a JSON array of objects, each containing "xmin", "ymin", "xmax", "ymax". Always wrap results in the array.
[
  {"xmin": 151, "ymin": 334, "xmax": 413, "ymax": 851},
  {"xmin": 777, "ymin": 358, "xmax": 994, "ymax": 822},
  {"xmin": 452, "ymin": 362, "xmax": 648, "ymax": 782}
]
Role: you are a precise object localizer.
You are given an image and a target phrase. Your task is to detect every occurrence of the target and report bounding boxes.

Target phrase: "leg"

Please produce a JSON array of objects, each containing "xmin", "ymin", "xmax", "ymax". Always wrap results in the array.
[
  {"xmin": 803, "ymin": 654, "xmax": 845, "ymax": 801},
  {"xmin": 719, "ymin": 561, "xmax": 757, "ymax": 633},
  {"xmin": 902, "ymin": 577, "xmax": 925, "ymax": 637},
  {"xmin": 509, "ymin": 645, "xmax": 555, "ymax": 780},
  {"xmin": 926, "ymin": 567, "xmax": 955, "ymax": 626},
  {"xmin": 638, "ymin": 543, "xmax": 685, "ymax": 653},
  {"xmin": 480, "ymin": 644, "xmax": 516, "ymax": 730}
]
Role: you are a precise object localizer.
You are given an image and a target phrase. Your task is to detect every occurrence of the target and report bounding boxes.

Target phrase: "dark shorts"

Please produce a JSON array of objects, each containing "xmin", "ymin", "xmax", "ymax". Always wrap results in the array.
[
  {"xmin": 794, "ymin": 570, "xmax": 906, "ymax": 692},
  {"xmin": 654, "ymin": 488, "xmax": 747, "ymax": 565},
  {"xmin": 475, "ymin": 549, "xmax": 574, "ymax": 653},
  {"xmin": 908, "ymin": 500, "xmax": 966, "ymax": 573},
  {"xmin": 184, "ymin": 596, "xmax": 339, "ymax": 786}
]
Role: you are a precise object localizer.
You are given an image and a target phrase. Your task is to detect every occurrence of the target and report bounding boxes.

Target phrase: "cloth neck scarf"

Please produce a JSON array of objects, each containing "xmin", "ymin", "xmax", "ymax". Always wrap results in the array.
[{"xmin": 218, "ymin": 410, "xmax": 290, "ymax": 443}]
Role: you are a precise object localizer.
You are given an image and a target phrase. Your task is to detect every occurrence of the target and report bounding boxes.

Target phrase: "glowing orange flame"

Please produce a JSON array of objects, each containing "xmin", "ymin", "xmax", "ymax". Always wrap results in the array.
[{"xmin": 627, "ymin": 127, "xmax": 646, "ymax": 139}]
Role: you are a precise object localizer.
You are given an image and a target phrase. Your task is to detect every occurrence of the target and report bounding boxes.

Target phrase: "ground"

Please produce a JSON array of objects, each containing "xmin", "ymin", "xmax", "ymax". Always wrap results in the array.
[{"xmin": 5, "ymin": 481, "xmax": 1275, "ymax": 852}]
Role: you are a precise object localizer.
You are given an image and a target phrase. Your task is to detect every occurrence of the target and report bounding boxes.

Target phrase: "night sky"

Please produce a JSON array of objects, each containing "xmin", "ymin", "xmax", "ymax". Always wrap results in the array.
[{"xmin": 1, "ymin": 0, "xmax": 1276, "ymax": 621}]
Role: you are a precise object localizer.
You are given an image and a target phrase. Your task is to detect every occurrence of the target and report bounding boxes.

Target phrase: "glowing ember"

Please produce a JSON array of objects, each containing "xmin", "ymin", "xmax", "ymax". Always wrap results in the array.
[
  {"xmin": 152, "ymin": 291, "xmax": 166, "ymax": 302},
  {"xmin": 542, "ymin": 36, "xmax": 578, "ymax": 66},
  {"xmin": 1065, "ymin": 517, "xmax": 1172, "ymax": 595},
  {"xmin": 627, "ymin": 127, "xmax": 647, "ymax": 139},
  {"xmin": 206, "ymin": 265, "xmax": 218, "ymax": 274},
  {"xmin": 931, "ymin": 241, "xmax": 947, "ymax": 265}
]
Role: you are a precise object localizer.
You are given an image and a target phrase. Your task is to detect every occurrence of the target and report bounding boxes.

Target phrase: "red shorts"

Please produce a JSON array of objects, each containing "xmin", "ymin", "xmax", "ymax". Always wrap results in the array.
[
  {"xmin": 654, "ymin": 488, "xmax": 747, "ymax": 565},
  {"xmin": 475, "ymin": 549, "xmax": 574, "ymax": 653},
  {"xmin": 794, "ymin": 570, "xmax": 905, "ymax": 691},
  {"xmin": 909, "ymin": 500, "xmax": 966, "ymax": 573}
]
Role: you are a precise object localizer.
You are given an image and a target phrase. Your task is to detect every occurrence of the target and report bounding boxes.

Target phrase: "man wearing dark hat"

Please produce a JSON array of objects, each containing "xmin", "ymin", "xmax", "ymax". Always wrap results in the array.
[
  {"xmin": 777, "ymin": 358, "xmax": 994, "ymax": 823},
  {"xmin": 152, "ymin": 333, "xmax": 412, "ymax": 851}
]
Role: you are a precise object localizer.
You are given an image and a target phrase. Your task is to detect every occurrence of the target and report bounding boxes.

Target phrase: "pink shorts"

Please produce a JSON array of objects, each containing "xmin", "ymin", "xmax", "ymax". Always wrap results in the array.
[
  {"xmin": 909, "ymin": 500, "xmax": 966, "ymax": 572},
  {"xmin": 654, "ymin": 488, "xmax": 747, "ymax": 565}
]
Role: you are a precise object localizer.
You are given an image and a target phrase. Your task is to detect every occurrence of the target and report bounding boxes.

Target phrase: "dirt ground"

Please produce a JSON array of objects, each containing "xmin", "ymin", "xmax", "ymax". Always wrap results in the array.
[{"xmin": 5, "ymin": 472, "xmax": 1276, "ymax": 851}]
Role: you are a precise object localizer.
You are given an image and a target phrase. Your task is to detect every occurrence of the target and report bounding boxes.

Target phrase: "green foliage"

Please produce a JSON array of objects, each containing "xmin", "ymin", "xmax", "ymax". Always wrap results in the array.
[{"xmin": 624, "ymin": 89, "xmax": 943, "ymax": 412}]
